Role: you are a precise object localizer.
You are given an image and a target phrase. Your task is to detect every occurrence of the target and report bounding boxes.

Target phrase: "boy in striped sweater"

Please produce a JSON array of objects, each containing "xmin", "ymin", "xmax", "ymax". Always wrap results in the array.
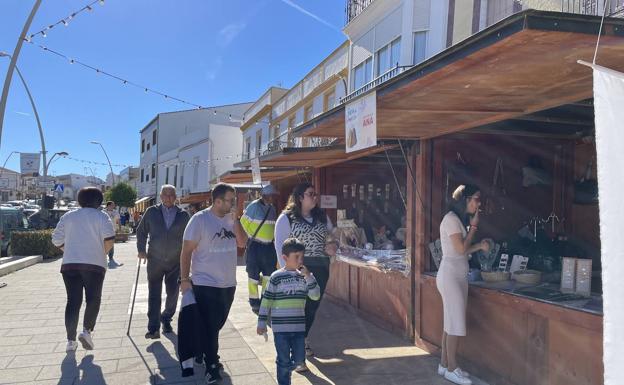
[{"xmin": 257, "ymin": 237, "xmax": 320, "ymax": 385}]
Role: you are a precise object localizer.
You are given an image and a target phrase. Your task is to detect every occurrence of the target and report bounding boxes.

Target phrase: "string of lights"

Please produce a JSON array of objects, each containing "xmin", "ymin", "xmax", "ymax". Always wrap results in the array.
[
  {"xmin": 64, "ymin": 153, "xmax": 244, "ymax": 170},
  {"xmin": 23, "ymin": 41, "xmax": 271, "ymax": 123},
  {"xmin": 26, "ymin": 0, "xmax": 105, "ymax": 42}
]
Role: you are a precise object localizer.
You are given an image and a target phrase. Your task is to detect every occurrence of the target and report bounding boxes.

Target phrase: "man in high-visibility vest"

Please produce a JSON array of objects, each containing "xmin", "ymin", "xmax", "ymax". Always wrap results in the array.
[{"xmin": 240, "ymin": 185, "xmax": 279, "ymax": 314}]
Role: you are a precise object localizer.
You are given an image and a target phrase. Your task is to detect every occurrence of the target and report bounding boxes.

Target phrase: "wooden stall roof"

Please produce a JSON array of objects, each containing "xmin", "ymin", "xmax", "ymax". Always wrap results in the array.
[
  {"xmin": 234, "ymin": 143, "xmax": 396, "ymax": 169},
  {"xmin": 294, "ymin": 10, "xmax": 624, "ymax": 139},
  {"xmin": 179, "ymin": 192, "xmax": 211, "ymax": 204},
  {"xmin": 218, "ymin": 168, "xmax": 301, "ymax": 184}
]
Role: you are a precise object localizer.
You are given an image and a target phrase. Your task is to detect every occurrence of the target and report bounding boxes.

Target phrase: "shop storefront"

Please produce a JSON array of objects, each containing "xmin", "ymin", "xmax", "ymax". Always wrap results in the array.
[{"xmin": 287, "ymin": 10, "xmax": 624, "ymax": 385}]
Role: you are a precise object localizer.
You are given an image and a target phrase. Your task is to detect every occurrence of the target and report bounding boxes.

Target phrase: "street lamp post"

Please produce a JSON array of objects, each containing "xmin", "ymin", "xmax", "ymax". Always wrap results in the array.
[
  {"xmin": 0, "ymin": 0, "xmax": 42, "ymax": 152},
  {"xmin": 90, "ymin": 141, "xmax": 115, "ymax": 185},
  {"xmin": 0, "ymin": 52, "xmax": 48, "ymax": 183}
]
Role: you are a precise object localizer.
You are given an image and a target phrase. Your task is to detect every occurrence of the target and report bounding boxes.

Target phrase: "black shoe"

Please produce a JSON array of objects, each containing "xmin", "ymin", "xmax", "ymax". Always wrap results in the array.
[
  {"xmin": 161, "ymin": 321, "xmax": 173, "ymax": 334},
  {"xmin": 206, "ymin": 364, "xmax": 222, "ymax": 381},
  {"xmin": 195, "ymin": 356, "xmax": 204, "ymax": 366},
  {"xmin": 145, "ymin": 330, "xmax": 160, "ymax": 339},
  {"xmin": 181, "ymin": 368, "xmax": 194, "ymax": 377}
]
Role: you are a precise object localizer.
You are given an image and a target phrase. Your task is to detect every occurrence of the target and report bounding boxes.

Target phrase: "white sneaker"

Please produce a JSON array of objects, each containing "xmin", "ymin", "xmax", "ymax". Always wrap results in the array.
[
  {"xmin": 438, "ymin": 365, "xmax": 469, "ymax": 377},
  {"xmin": 444, "ymin": 368, "xmax": 472, "ymax": 385},
  {"xmin": 65, "ymin": 340, "xmax": 78, "ymax": 352},
  {"xmin": 294, "ymin": 363, "xmax": 309, "ymax": 373},
  {"xmin": 78, "ymin": 330, "xmax": 94, "ymax": 350}
]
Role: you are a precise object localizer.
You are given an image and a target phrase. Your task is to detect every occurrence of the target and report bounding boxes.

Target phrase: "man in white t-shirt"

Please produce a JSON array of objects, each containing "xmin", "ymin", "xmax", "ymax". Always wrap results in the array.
[{"xmin": 179, "ymin": 183, "xmax": 247, "ymax": 384}]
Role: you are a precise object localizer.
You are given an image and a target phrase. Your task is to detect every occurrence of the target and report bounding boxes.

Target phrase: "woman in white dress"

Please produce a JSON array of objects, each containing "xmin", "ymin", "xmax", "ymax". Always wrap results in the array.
[{"xmin": 436, "ymin": 184, "xmax": 490, "ymax": 385}]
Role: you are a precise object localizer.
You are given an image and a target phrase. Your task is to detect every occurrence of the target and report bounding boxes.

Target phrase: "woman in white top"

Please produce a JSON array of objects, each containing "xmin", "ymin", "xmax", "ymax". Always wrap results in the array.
[
  {"xmin": 52, "ymin": 187, "xmax": 116, "ymax": 353},
  {"xmin": 436, "ymin": 184, "xmax": 490, "ymax": 385}
]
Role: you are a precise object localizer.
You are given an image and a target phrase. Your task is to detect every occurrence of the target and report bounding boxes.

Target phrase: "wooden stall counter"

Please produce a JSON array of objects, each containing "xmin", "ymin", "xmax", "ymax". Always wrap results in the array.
[{"xmin": 420, "ymin": 273, "xmax": 602, "ymax": 385}]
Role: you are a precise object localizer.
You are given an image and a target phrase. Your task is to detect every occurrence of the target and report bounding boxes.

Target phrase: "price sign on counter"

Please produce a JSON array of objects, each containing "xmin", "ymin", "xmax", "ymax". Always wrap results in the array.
[{"xmin": 320, "ymin": 195, "xmax": 337, "ymax": 209}]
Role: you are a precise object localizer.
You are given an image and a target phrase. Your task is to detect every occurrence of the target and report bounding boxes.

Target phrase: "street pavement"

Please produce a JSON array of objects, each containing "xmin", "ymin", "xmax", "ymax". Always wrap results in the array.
[{"xmin": 0, "ymin": 237, "xmax": 460, "ymax": 385}]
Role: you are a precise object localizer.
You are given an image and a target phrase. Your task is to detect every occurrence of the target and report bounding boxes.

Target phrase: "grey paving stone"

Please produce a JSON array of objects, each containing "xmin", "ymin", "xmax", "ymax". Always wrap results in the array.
[
  {"xmin": 0, "ymin": 342, "xmax": 58, "ymax": 358},
  {"xmin": 0, "ymin": 335, "xmax": 31, "ymax": 347},
  {"xmin": 0, "ymin": 366, "xmax": 43, "ymax": 383}
]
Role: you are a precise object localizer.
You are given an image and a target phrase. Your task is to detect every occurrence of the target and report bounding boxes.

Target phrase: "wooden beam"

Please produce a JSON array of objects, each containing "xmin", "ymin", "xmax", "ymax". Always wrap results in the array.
[{"xmin": 511, "ymin": 115, "xmax": 593, "ymax": 126}]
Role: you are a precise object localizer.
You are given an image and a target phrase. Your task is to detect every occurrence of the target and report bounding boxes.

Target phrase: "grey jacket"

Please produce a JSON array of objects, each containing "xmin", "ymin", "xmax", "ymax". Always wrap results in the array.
[{"xmin": 136, "ymin": 204, "xmax": 190, "ymax": 266}]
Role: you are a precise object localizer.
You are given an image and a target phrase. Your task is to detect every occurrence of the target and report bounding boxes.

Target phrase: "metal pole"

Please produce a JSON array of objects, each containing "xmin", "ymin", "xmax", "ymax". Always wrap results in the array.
[
  {"xmin": 126, "ymin": 260, "xmax": 141, "ymax": 336},
  {"xmin": 94, "ymin": 142, "xmax": 115, "ymax": 185},
  {"xmin": 0, "ymin": 0, "xmax": 42, "ymax": 151},
  {"xmin": 12, "ymin": 66, "xmax": 47, "ymax": 180}
]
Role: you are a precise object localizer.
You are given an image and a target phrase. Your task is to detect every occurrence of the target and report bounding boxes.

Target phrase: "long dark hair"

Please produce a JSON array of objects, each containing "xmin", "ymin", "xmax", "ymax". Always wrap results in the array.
[
  {"xmin": 447, "ymin": 184, "xmax": 480, "ymax": 224},
  {"xmin": 284, "ymin": 182, "xmax": 327, "ymax": 224}
]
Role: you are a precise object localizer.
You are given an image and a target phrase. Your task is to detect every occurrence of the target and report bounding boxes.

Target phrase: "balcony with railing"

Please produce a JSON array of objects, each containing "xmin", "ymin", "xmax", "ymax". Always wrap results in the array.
[
  {"xmin": 264, "ymin": 130, "xmax": 339, "ymax": 155},
  {"xmin": 341, "ymin": 64, "xmax": 412, "ymax": 105},
  {"xmin": 345, "ymin": 0, "xmax": 376, "ymax": 25}
]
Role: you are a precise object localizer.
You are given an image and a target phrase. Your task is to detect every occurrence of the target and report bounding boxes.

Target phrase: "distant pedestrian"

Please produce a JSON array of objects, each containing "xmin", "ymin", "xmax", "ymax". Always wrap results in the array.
[
  {"xmin": 104, "ymin": 201, "xmax": 120, "ymax": 264},
  {"xmin": 257, "ymin": 238, "xmax": 320, "ymax": 385},
  {"xmin": 179, "ymin": 183, "xmax": 247, "ymax": 384},
  {"xmin": 52, "ymin": 187, "xmax": 115, "ymax": 352},
  {"xmin": 137, "ymin": 185, "xmax": 190, "ymax": 339},
  {"xmin": 187, "ymin": 203, "xmax": 202, "ymax": 216}
]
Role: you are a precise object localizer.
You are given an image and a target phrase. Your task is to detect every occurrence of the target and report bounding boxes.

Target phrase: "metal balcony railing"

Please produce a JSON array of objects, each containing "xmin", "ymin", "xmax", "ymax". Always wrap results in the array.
[
  {"xmin": 561, "ymin": 0, "xmax": 624, "ymax": 16},
  {"xmin": 345, "ymin": 0, "xmax": 376, "ymax": 24},
  {"xmin": 263, "ymin": 130, "xmax": 338, "ymax": 155},
  {"xmin": 340, "ymin": 64, "xmax": 413, "ymax": 105}
]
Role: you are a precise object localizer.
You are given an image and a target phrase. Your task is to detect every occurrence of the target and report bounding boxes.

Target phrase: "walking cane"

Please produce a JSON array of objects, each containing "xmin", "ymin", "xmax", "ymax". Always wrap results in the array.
[{"xmin": 127, "ymin": 259, "xmax": 142, "ymax": 336}]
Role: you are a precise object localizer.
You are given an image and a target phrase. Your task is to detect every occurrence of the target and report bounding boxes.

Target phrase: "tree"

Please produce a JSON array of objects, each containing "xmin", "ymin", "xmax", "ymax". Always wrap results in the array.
[{"xmin": 104, "ymin": 182, "xmax": 137, "ymax": 208}]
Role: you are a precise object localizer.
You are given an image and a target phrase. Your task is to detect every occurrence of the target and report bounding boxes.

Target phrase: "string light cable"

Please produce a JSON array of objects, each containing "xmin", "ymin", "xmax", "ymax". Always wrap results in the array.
[{"xmin": 26, "ymin": 0, "xmax": 106, "ymax": 42}]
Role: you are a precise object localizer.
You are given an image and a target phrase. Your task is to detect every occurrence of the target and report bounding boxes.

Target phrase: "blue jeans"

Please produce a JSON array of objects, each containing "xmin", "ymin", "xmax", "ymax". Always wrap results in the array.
[{"xmin": 274, "ymin": 332, "xmax": 305, "ymax": 385}]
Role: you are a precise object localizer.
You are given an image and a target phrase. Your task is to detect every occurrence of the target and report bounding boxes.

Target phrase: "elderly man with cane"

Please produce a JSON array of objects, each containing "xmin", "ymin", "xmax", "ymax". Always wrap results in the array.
[{"xmin": 136, "ymin": 185, "xmax": 190, "ymax": 339}]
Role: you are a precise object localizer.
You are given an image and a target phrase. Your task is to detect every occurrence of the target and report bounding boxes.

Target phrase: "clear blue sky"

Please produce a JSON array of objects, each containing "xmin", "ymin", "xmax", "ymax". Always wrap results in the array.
[{"xmin": 0, "ymin": 0, "xmax": 345, "ymax": 179}]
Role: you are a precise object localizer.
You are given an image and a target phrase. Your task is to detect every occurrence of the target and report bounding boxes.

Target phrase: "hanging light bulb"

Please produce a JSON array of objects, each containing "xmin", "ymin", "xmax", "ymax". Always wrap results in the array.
[
  {"xmin": 42, "ymin": 31, "xmax": 47, "ymax": 38},
  {"xmin": 86, "ymin": 5, "xmax": 93, "ymax": 11},
  {"xmin": 62, "ymin": 19, "xmax": 69, "ymax": 26},
  {"xmin": 123, "ymin": 80, "xmax": 127, "ymax": 84},
  {"xmin": 144, "ymin": 88, "xmax": 148, "ymax": 93},
  {"xmin": 213, "ymin": 110, "xmax": 217, "ymax": 116},
  {"xmin": 99, "ymin": 0, "xmax": 105, "ymax": 5},
  {"xmin": 69, "ymin": 58, "xmax": 74, "ymax": 64},
  {"xmin": 229, "ymin": 114, "xmax": 232, "ymax": 121}
]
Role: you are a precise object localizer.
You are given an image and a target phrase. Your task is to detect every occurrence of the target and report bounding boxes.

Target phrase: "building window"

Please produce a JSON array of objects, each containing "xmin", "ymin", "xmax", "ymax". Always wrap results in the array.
[
  {"xmin": 152, "ymin": 130, "xmax": 157, "ymax": 145},
  {"xmin": 140, "ymin": 169, "xmax": 144, "ymax": 182},
  {"xmin": 304, "ymin": 104, "xmax": 314, "ymax": 122},
  {"xmin": 376, "ymin": 38, "xmax": 401, "ymax": 76},
  {"xmin": 324, "ymin": 88, "xmax": 336, "ymax": 111},
  {"xmin": 271, "ymin": 125, "xmax": 280, "ymax": 141},
  {"xmin": 288, "ymin": 115, "xmax": 296, "ymax": 131},
  {"xmin": 151, "ymin": 163, "xmax": 155, "ymax": 179},
  {"xmin": 165, "ymin": 167, "xmax": 169, "ymax": 184},
  {"xmin": 180, "ymin": 164, "xmax": 185, "ymax": 188},
  {"xmin": 141, "ymin": 139, "xmax": 145, "ymax": 153},
  {"xmin": 413, "ymin": 32, "xmax": 427, "ymax": 64},
  {"xmin": 353, "ymin": 57, "xmax": 372, "ymax": 90},
  {"xmin": 193, "ymin": 156, "xmax": 199, "ymax": 189},
  {"xmin": 245, "ymin": 138, "xmax": 251, "ymax": 160},
  {"xmin": 256, "ymin": 130, "xmax": 262, "ymax": 155},
  {"xmin": 174, "ymin": 165, "xmax": 178, "ymax": 187},
  {"xmin": 146, "ymin": 170, "xmax": 149, "ymax": 182},
  {"xmin": 147, "ymin": 142, "xmax": 151, "ymax": 151}
]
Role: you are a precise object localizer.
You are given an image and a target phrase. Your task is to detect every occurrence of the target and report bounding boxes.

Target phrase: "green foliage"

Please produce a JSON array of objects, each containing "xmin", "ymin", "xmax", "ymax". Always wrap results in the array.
[
  {"xmin": 11, "ymin": 230, "xmax": 62, "ymax": 259},
  {"xmin": 104, "ymin": 182, "xmax": 137, "ymax": 208}
]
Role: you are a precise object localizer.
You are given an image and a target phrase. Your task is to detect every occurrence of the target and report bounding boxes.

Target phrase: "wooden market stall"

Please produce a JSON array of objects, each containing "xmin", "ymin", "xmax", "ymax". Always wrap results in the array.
[{"xmin": 287, "ymin": 10, "xmax": 624, "ymax": 385}]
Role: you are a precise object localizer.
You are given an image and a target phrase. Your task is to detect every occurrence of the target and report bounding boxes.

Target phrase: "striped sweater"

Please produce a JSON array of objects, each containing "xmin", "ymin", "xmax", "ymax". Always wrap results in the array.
[{"xmin": 257, "ymin": 268, "xmax": 320, "ymax": 332}]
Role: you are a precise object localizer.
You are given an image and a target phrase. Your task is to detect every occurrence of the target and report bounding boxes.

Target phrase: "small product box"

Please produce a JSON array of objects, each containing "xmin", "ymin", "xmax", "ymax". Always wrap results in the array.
[
  {"xmin": 560, "ymin": 257, "xmax": 577, "ymax": 293},
  {"xmin": 575, "ymin": 259, "xmax": 592, "ymax": 297}
]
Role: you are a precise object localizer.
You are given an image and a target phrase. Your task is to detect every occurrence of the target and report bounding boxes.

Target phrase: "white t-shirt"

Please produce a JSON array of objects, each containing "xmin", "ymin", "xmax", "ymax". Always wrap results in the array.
[
  {"xmin": 183, "ymin": 208, "xmax": 237, "ymax": 288},
  {"xmin": 52, "ymin": 208, "xmax": 116, "ymax": 269},
  {"xmin": 439, "ymin": 211, "xmax": 467, "ymax": 260}
]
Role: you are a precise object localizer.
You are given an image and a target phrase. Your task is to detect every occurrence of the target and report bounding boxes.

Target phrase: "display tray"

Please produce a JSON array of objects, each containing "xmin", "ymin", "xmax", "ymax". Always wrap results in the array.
[{"xmin": 423, "ymin": 272, "xmax": 603, "ymax": 315}]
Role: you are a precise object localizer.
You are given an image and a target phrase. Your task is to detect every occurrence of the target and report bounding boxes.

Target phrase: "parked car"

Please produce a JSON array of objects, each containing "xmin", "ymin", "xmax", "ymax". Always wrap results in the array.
[
  {"xmin": 1, "ymin": 207, "xmax": 30, "ymax": 257},
  {"xmin": 27, "ymin": 208, "xmax": 69, "ymax": 230}
]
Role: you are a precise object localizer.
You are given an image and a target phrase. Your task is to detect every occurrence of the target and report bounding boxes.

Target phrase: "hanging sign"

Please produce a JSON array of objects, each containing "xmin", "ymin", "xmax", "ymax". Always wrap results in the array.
[
  {"xmin": 251, "ymin": 157, "xmax": 262, "ymax": 185},
  {"xmin": 345, "ymin": 91, "xmax": 377, "ymax": 153},
  {"xmin": 320, "ymin": 195, "xmax": 337, "ymax": 209},
  {"xmin": 20, "ymin": 153, "xmax": 40, "ymax": 176}
]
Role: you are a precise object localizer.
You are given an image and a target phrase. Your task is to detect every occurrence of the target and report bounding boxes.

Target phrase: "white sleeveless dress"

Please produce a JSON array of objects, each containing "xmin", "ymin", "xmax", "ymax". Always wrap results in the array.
[{"xmin": 436, "ymin": 211, "xmax": 469, "ymax": 336}]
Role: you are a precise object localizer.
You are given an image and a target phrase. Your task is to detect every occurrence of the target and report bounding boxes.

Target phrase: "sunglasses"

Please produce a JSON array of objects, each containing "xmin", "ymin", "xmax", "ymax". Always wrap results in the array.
[{"xmin": 304, "ymin": 191, "xmax": 318, "ymax": 198}]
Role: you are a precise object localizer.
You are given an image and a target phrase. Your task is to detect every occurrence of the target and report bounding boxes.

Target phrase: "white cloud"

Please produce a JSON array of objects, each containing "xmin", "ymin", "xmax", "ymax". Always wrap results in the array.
[
  {"xmin": 205, "ymin": 56, "xmax": 223, "ymax": 81},
  {"xmin": 279, "ymin": 0, "xmax": 342, "ymax": 33},
  {"xmin": 217, "ymin": 22, "xmax": 247, "ymax": 47}
]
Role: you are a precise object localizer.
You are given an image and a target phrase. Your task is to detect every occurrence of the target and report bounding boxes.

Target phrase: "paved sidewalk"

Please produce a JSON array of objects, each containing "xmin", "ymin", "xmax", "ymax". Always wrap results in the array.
[{"xmin": 0, "ymin": 238, "xmax": 455, "ymax": 385}]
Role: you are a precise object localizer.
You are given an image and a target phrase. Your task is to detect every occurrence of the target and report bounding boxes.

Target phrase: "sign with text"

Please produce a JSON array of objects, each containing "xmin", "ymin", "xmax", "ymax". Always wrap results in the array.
[
  {"xmin": 320, "ymin": 195, "xmax": 337, "ymax": 209},
  {"xmin": 251, "ymin": 157, "xmax": 261, "ymax": 185},
  {"xmin": 20, "ymin": 152, "xmax": 40, "ymax": 176},
  {"xmin": 345, "ymin": 91, "xmax": 377, "ymax": 153}
]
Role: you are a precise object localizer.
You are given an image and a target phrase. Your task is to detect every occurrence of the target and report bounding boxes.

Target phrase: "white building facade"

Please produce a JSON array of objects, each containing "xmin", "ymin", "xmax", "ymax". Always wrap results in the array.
[{"xmin": 138, "ymin": 104, "xmax": 252, "ymax": 203}]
